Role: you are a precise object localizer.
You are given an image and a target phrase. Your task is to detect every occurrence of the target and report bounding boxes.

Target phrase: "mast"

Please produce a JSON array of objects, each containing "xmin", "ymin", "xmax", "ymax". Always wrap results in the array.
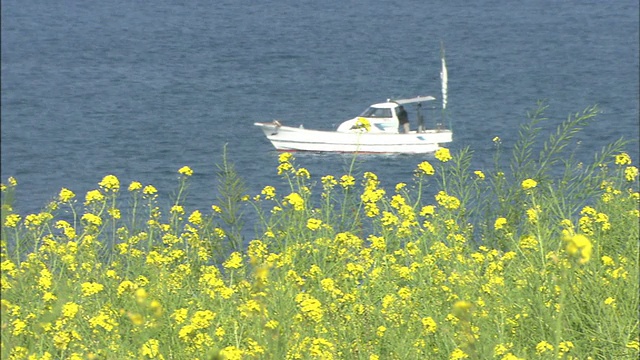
[{"xmin": 440, "ymin": 41, "xmax": 449, "ymax": 129}]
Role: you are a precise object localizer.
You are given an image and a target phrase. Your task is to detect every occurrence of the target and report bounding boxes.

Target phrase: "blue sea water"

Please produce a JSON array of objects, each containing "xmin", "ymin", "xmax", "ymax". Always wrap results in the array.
[{"xmin": 2, "ymin": 0, "xmax": 639, "ymax": 220}]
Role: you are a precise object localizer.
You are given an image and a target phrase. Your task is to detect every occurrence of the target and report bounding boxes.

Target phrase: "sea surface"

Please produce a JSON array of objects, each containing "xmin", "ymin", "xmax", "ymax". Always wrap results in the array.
[{"xmin": 2, "ymin": 0, "xmax": 639, "ymax": 225}]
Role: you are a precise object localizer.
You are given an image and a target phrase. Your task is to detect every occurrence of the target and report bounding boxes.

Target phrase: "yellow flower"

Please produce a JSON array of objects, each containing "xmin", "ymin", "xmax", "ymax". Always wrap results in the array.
[
  {"xmin": 278, "ymin": 152, "xmax": 293, "ymax": 164},
  {"xmin": 526, "ymin": 207, "xmax": 539, "ymax": 224},
  {"xmin": 321, "ymin": 175, "xmax": 337, "ymax": 188},
  {"xmin": 376, "ymin": 325, "xmax": 386, "ymax": 337},
  {"xmin": 143, "ymin": 185, "xmax": 158, "ymax": 196},
  {"xmin": 296, "ymin": 168, "xmax": 311, "ymax": 179},
  {"xmin": 354, "ymin": 117, "xmax": 371, "ymax": 131},
  {"xmin": 295, "ymin": 293, "xmax": 324, "ymax": 322},
  {"xmin": 306, "ymin": 218, "xmax": 322, "ymax": 231},
  {"xmin": 84, "ymin": 189, "xmax": 105, "ymax": 205},
  {"xmin": 82, "ymin": 213, "xmax": 103, "ymax": 227},
  {"xmin": 494, "ymin": 217, "xmax": 507, "ymax": 230},
  {"xmin": 261, "ymin": 186, "xmax": 276, "ymax": 200},
  {"xmin": 178, "ymin": 166, "xmax": 193, "ymax": 176},
  {"xmin": 422, "ymin": 317, "xmax": 437, "ymax": 334},
  {"xmin": 340, "ymin": 174, "xmax": 356, "ymax": 189},
  {"xmin": 171, "ymin": 308, "xmax": 189, "ymax": 324},
  {"xmin": 211, "ymin": 205, "xmax": 222, "ymax": 213},
  {"xmin": 518, "ymin": 235, "xmax": 538, "ymax": 250},
  {"xmin": 108, "ymin": 208, "xmax": 121, "ymax": 219},
  {"xmin": 604, "ymin": 297, "xmax": 616, "ymax": 308},
  {"xmin": 140, "ymin": 339, "xmax": 162, "ymax": 358},
  {"xmin": 59, "ymin": 188, "xmax": 76, "ymax": 202},
  {"xmin": 474, "ymin": 170, "xmax": 485, "ymax": 180},
  {"xmin": 368, "ymin": 235, "xmax": 386, "ymax": 251},
  {"xmin": 81, "ymin": 282, "xmax": 105, "ymax": 297},
  {"xmin": 565, "ymin": 234, "xmax": 592, "ymax": 264},
  {"xmin": 420, "ymin": 205, "xmax": 435, "ymax": 216},
  {"xmin": 435, "ymin": 147, "xmax": 452, "ymax": 162},
  {"xmin": 615, "ymin": 152, "xmax": 632, "ymax": 165},
  {"xmin": 416, "ymin": 161, "xmax": 435, "ymax": 175},
  {"xmin": 220, "ymin": 346, "xmax": 243, "ymax": 360},
  {"xmin": 223, "ymin": 252, "xmax": 244, "ymax": 269},
  {"xmin": 170, "ymin": 205, "xmax": 185, "ymax": 215},
  {"xmin": 521, "ymin": 178, "xmax": 537, "ymax": 190},
  {"xmin": 99, "ymin": 175, "xmax": 120, "ymax": 192},
  {"xmin": 188, "ymin": 210, "xmax": 202, "ymax": 225},
  {"xmin": 449, "ymin": 348, "xmax": 469, "ymax": 359},
  {"xmin": 493, "ymin": 136, "xmax": 501, "ymax": 143},
  {"xmin": 625, "ymin": 166, "xmax": 638, "ymax": 181},
  {"xmin": 535, "ymin": 341, "xmax": 554, "ymax": 355},
  {"xmin": 284, "ymin": 192, "xmax": 305, "ymax": 211},
  {"xmin": 62, "ymin": 302, "xmax": 81, "ymax": 318},
  {"xmin": 4, "ymin": 214, "xmax": 21, "ymax": 228},
  {"xmin": 128, "ymin": 181, "xmax": 143, "ymax": 192},
  {"xmin": 435, "ymin": 191, "xmax": 461, "ymax": 210}
]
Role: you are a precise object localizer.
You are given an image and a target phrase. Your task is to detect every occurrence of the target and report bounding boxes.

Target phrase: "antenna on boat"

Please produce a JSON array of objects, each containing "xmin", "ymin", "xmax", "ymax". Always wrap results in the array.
[{"xmin": 440, "ymin": 41, "xmax": 450, "ymax": 131}]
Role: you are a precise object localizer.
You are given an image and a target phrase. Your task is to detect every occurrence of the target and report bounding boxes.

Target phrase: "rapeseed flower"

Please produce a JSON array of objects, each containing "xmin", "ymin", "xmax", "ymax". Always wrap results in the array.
[
  {"xmin": 420, "ymin": 205, "xmax": 436, "ymax": 217},
  {"xmin": 59, "ymin": 188, "xmax": 75, "ymax": 202},
  {"xmin": 223, "ymin": 252, "xmax": 244, "ymax": 269},
  {"xmin": 62, "ymin": 302, "xmax": 81, "ymax": 319},
  {"xmin": 565, "ymin": 234, "xmax": 592, "ymax": 264},
  {"xmin": 494, "ymin": 217, "xmax": 507, "ymax": 230},
  {"xmin": 85, "ymin": 189, "xmax": 105, "ymax": 205},
  {"xmin": 81, "ymin": 282, "xmax": 105, "ymax": 297},
  {"xmin": 615, "ymin": 152, "xmax": 632, "ymax": 165},
  {"xmin": 188, "ymin": 210, "xmax": 202, "ymax": 225},
  {"xmin": 220, "ymin": 346, "xmax": 243, "ymax": 360},
  {"xmin": 295, "ymin": 293, "xmax": 324, "ymax": 322},
  {"xmin": 435, "ymin": 147, "xmax": 452, "ymax": 162},
  {"xmin": 178, "ymin": 166, "xmax": 193, "ymax": 177},
  {"xmin": 435, "ymin": 191, "xmax": 461, "ymax": 210},
  {"xmin": 99, "ymin": 175, "xmax": 120, "ymax": 192},
  {"xmin": 261, "ymin": 185, "xmax": 276, "ymax": 200},
  {"xmin": 306, "ymin": 218, "xmax": 322, "ymax": 231},
  {"xmin": 296, "ymin": 167, "xmax": 311, "ymax": 178},
  {"xmin": 536, "ymin": 340, "xmax": 554, "ymax": 355},
  {"xmin": 89, "ymin": 310, "xmax": 119, "ymax": 332},
  {"xmin": 521, "ymin": 178, "xmax": 537, "ymax": 190},
  {"xmin": 625, "ymin": 166, "xmax": 638, "ymax": 181},
  {"xmin": 422, "ymin": 317, "xmax": 437, "ymax": 334},
  {"xmin": 416, "ymin": 161, "xmax": 435, "ymax": 175},
  {"xmin": 171, "ymin": 309, "xmax": 189, "ymax": 324},
  {"xmin": 140, "ymin": 339, "xmax": 163, "ymax": 359},
  {"xmin": 449, "ymin": 348, "xmax": 469, "ymax": 359},
  {"xmin": 340, "ymin": 174, "xmax": 355, "ymax": 189},
  {"xmin": 354, "ymin": 117, "xmax": 371, "ymax": 131},
  {"xmin": 4, "ymin": 213, "xmax": 20, "ymax": 228},
  {"xmin": 143, "ymin": 185, "xmax": 158, "ymax": 196},
  {"xmin": 82, "ymin": 213, "xmax": 103, "ymax": 227},
  {"xmin": 474, "ymin": 170, "xmax": 485, "ymax": 180},
  {"xmin": 128, "ymin": 181, "xmax": 143, "ymax": 192},
  {"xmin": 604, "ymin": 297, "xmax": 616, "ymax": 308},
  {"xmin": 284, "ymin": 192, "xmax": 305, "ymax": 211}
]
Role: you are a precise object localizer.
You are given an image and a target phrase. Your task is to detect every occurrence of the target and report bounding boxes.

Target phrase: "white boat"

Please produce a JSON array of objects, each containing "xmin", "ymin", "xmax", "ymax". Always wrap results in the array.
[
  {"xmin": 254, "ymin": 96, "xmax": 452, "ymax": 154},
  {"xmin": 256, "ymin": 49, "xmax": 451, "ymax": 154}
]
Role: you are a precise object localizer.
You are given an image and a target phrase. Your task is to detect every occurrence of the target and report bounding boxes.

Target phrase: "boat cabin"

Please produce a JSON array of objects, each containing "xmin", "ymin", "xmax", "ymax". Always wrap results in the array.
[{"xmin": 336, "ymin": 96, "xmax": 436, "ymax": 134}]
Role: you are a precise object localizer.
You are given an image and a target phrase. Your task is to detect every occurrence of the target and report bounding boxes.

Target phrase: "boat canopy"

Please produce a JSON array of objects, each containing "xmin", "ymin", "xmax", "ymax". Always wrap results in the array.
[{"xmin": 389, "ymin": 96, "xmax": 436, "ymax": 105}]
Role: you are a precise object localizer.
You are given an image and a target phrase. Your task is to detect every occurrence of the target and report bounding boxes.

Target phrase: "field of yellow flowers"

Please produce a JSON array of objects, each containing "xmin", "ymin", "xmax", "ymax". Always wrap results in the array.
[{"xmin": 1, "ymin": 106, "xmax": 639, "ymax": 359}]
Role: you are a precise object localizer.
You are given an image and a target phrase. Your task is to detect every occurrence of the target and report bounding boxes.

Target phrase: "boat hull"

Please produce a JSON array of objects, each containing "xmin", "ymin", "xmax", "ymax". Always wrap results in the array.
[{"xmin": 254, "ymin": 122, "xmax": 452, "ymax": 154}]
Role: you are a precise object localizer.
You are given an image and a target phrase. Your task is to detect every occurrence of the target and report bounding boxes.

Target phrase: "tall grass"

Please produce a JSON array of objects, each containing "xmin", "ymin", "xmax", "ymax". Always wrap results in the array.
[{"xmin": 1, "ymin": 104, "xmax": 638, "ymax": 359}]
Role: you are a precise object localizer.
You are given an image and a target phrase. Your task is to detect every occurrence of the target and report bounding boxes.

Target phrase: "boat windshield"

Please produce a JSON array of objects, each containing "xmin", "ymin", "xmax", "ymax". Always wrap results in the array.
[{"xmin": 359, "ymin": 107, "xmax": 392, "ymax": 118}]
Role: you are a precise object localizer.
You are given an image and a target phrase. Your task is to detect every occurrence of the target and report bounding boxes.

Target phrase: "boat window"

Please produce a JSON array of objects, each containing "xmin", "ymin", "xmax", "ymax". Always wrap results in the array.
[{"xmin": 359, "ymin": 107, "xmax": 392, "ymax": 118}]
